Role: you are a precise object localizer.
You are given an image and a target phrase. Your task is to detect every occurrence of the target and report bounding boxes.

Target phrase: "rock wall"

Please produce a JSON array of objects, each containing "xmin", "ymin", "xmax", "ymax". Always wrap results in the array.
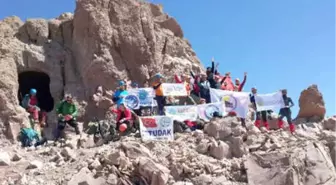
[{"xmin": 0, "ymin": 0, "xmax": 203, "ymax": 140}]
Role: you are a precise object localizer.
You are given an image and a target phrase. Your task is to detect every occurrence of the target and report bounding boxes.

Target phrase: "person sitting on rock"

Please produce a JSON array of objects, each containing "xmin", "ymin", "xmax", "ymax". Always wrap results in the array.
[
  {"xmin": 21, "ymin": 88, "xmax": 46, "ymax": 126},
  {"xmin": 55, "ymin": 94, "xmax": 80, "ymax": 140},
  {"xmin": 151, "ymin": 73, "xmax": 166, "ymax": 115},
  {"xmin": 110, "ymin": 102, "xmax": 134, "ymax": 134},
  {"xmin": 278, "ymin": 89, "xmax": 295, "ymax": 133},
  {"xmin": 250, "ymin": 87, "xmax": 270, "ymax": 130},
  {"xmin": 113, "ymin": 81, "xmax": 129, "ymax": 106},
  {"xmin": 234, "ymin": 72, "xmax": 247, "ymax": 92}
]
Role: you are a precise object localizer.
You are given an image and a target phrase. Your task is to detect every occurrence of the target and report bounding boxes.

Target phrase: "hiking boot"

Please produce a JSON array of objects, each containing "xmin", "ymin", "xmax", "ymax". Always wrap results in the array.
[
  {"xmin": 289, "ymin": 124, "xmax": 295, "ymax": 133},
  {"xmin": 278, "ymin": 120, "xmax": 284, "ymax": 129},
  {"xmin": 254, "ymin": 120, "xmax": 261, "ymax": 128}
]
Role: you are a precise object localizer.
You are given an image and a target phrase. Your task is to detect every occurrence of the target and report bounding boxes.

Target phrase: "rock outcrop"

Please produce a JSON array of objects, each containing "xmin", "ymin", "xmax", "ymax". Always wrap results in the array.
[
  {"xmin": 0, "ymin": 0, "xmax": 202, "ymax": 140},
  {"xmin": 245, "ymin": 141, "xmax": 336, "ymax": 185},
  {"xmin": 297, "ymin": 85, "xmax": 326, "ymax": 120}
]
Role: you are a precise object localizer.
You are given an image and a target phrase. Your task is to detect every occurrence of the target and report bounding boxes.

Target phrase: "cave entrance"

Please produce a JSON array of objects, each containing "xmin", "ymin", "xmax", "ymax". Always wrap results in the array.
[{"xmin": 18, "ymin": 71, "xmax": 54, "ymax": 112}]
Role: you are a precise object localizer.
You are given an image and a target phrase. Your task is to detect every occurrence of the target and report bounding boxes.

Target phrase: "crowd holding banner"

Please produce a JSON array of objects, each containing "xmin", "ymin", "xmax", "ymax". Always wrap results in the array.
[{"xmin": 121, "ymin": 85, "xmax": 288, "ymax": 141}]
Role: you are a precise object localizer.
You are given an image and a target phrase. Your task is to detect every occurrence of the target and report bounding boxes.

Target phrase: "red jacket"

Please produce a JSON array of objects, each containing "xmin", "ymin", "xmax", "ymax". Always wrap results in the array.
[
  {"xmin": 234, "ymin": 75, "xmax": 247, "ymax": 92},
  {"xmin": 111, "ymin": 108, "xmax": 132, "ymax": 122}
]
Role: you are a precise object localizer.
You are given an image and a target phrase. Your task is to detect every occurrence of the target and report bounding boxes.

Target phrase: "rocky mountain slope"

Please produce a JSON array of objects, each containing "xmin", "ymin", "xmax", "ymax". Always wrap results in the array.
[
  {"xmin": 0, "ymin": 0, "xmax": 203, "ymax": 140},
  {"xmin": 0, "ymin": 115, "xmax": 335, "ymax": 185}
]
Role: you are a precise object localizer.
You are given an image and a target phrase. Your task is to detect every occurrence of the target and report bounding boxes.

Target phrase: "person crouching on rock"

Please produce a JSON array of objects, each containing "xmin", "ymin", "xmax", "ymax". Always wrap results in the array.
[
  {"xmin": 110, "ymin": 102, "xmax": 133, "ymax": 134},
  {"xmin": 278, "ymin": 89, "xmax": 295, "ymax": 133},
  {"xmin": 55, "ymin": 94, "xmax": 80, "ymax": 140}
]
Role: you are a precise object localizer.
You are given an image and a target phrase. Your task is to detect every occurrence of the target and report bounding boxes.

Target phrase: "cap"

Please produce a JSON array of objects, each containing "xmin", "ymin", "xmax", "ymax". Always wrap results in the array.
[
  {"xmin": 30, "ymin": 88, "xmax": 37, "ymax": 94},
  {"xmin": 154, "ymin": 73, "xmax": 164, "ymax": 78},
  {"xmin": 118, "ymin": 80, "xmax": 126, "ymax": 86}
]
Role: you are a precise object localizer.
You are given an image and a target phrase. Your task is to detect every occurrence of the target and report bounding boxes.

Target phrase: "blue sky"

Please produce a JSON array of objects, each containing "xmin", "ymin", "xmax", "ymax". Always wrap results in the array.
[{"xmin": 1, "ymin": 0, "xmax": 334, "ymax": 117}]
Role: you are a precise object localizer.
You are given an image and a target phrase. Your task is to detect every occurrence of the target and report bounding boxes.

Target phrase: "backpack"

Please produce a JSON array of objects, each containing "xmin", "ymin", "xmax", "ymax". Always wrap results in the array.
[
  {"xmin": 19, "ymin": 128, "xmax": 39, "ymax": 147},
  {"xmin": 21, "ymin": 94, "xmax": 30, "ymax": 109}
]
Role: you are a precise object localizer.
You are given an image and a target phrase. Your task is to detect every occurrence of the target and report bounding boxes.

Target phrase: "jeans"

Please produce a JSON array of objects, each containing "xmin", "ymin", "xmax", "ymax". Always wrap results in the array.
[
  {"xmin": 278, "ymin": 108, "xmax": 292, "ymax": 124},
  {"xmin": 155, "ymin": 96, "xmax": 166, "ymax": 115}
]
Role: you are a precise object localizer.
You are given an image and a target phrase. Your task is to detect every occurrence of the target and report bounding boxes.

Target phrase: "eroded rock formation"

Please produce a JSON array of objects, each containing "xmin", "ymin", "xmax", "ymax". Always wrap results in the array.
[
  {"xmin": 297, "ymin": 84, "xmax": 326, "ymax": 120},
  {"xmin": 0, "ymin": 0, "xmax": 202, "ymax": 140}
]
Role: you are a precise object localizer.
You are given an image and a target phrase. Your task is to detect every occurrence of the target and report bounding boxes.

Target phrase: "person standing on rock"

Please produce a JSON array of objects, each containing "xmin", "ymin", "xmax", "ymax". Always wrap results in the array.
[
  {"xmin": 197, "ymin": 73, "xmax": 211, "ymax": 103},
  {"xmin": 55, "ymin": 94, "xmax": 80, "ymax": 140},
  {"xmin": 278, "ymin": 89, "xmax": 295, "ymax": 133},
  {"xmin": 234, "ymin": 72, "xmax": 247, "ymax": 92},
  {"xmin": 250, "ymin": 87, "xmax": 271, "ymax": 130},
  {"xmin": 206, "ymin": 57, "xmax": 218, "ymax": 89},
  {"xmin": 152, "ymin": 73, "xmax": 166, "ymax": 115},
  {"xmin": 174, "ymin": 73, "xmax": 196, "ymax": 105},
  {"xmin": 112, "ymin": 81, "xmax": 129, "ymax": 106}
]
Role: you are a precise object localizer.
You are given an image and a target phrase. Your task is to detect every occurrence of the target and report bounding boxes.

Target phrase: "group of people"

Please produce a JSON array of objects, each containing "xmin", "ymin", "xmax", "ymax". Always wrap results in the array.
[
  {"xmin": 111, "ymin": 58, "xmax": 296, "ymax": 134},
  {"xmin": 20, "ymin": 89, "xmax": 80, "ymax": 147},
  {"xmin": 19, "ymin": 58, "xmax": 295, "ymax": 147}
]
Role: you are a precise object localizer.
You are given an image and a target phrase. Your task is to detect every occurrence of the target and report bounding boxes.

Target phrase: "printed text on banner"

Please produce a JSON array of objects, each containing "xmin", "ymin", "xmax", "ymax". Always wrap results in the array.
[
  {"xmin": 161, "ymin": 83, "xmax": 188, "ymax": 96},
  {"xmin": 165, "ymin": 105, "xmax": 198, "ymax": 122},
  {"xmin": 210, "ymin": 88, "xmax": 249, "ymax": 118},
  {"xmin": 139, "ymin": 116, "xmax": 174, "ymax": 141},
  {"xmin": 255, "ymin": 91, "xmax": 285, "ymax": 111}
]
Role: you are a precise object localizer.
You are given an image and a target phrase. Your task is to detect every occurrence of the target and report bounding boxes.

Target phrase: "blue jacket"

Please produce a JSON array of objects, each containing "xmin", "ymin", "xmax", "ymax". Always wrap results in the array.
[{"xmin": 113, "ymin": 89, "xmax": 128, "ymax": 106}]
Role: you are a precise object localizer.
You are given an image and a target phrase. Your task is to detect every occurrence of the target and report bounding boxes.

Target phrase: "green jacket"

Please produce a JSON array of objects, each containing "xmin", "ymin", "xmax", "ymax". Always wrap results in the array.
[{"xmin": 56, "ymin": 100, "xmax": 78, "ymax": 117}]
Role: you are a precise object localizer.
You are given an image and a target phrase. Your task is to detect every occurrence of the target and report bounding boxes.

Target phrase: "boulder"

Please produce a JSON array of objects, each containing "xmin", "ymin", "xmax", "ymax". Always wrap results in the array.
[
  {"xmin": 137, "ymin": 157, "xmax": 170, "ymax": 185},
  {"xmin": 0, "ymin": 152, "xmax": 11, "ymax": 166},
  {"xmin": 209, "ymin": 140, "xmax": 231, "ymax": 160},
  {"xmin": 11, "ymin": 153, "xmax": 22, "ymax": 162},
  {"xmin": 322, "ymin": 116, "xmax": 336, "ymax": 131},
  {"xmin": 61, "ymin": 147, "xmax": 76, "ymax": 161},
  {"xmin": 297, "ymin": 85, "xmax": 326, "ymax": 119},
  {"xmin": 26, "ymin": 160, "xmax": 43, "ymax": 170},
  {"xmin": 107, "ymin": 150, "xmax": 126, "ymax": 166},
  {"xmin": 245, "ymin": 141, "xmax": 336, "ymax": 185},
  {"xmin": 120, "ymin": 142, "xmax": 152, "ymax": 159},
  {"xmin": 230, "ymin": 137, "xmax": 248, "ymax": 158},
  {"xmin": 68, "ymin": 167, "xmax": 105, "ymax": 185}
]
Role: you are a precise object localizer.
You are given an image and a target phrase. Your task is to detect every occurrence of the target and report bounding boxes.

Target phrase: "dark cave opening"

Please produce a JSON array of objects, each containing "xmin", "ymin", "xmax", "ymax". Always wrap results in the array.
[{"xmin": 18, "ymin": 71, "xmax": 54, "ymax": 112}]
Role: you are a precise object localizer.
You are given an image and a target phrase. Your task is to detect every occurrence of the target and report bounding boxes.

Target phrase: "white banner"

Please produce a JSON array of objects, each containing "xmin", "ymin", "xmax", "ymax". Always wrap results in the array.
[
  {"xmin": 197, "ymin": 102, "xmax": 226, "ymax": 122},
  {"xmin": 254, "ymin": 91, "xmax": 285, "ymax": 111},
  {"xmin": 124, "ymin": 88, "xmax": 156, "ymax": 109},
  {"xmin": 139, "ymin": 116, "xmax": 174, "ymax": 141},
  {"xmin": 162, "ymin": 83, "xmax": 187, "ymax": 96},
  {"xmin": 210, "ymin": 88, "xmax": 249, "ymax": 118},
  {"xmin": 165, "ymin": 105, "xmax": 198, "ymax": 122}
]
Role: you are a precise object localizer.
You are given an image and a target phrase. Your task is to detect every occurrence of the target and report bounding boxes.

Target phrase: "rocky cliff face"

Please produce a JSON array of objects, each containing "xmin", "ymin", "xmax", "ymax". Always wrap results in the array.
[{"xmin": 0, "ymin": 0, "xmax": 202, "ymax": 140}]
